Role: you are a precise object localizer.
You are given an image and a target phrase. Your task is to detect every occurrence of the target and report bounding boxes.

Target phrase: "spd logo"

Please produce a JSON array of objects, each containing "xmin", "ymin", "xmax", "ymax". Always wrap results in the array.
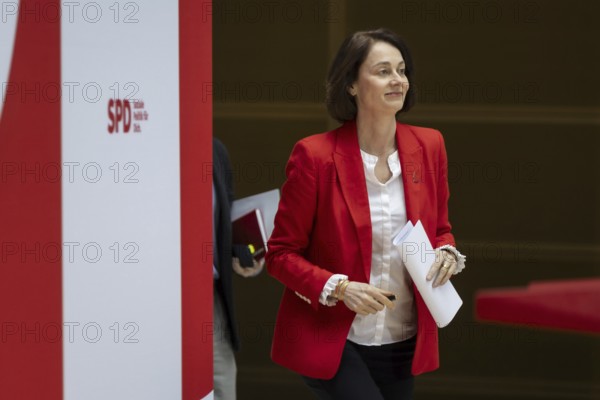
[{"xmin": 107, "ymin": 99, "xmax": 132, "ymax": 134}]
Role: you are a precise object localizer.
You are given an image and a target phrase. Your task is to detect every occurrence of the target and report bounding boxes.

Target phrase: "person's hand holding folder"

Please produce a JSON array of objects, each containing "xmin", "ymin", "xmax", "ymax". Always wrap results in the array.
[
  {"xmin": 232, "ymin": 208, "xmax": 267, "ymax": 273},
  {"xmin": 232, "ymin": 256, "xmax": 264, "ymax": 278}
]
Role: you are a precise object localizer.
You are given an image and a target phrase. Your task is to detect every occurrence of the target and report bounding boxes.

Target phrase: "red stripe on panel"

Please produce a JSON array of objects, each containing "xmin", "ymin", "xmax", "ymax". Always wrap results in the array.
[
  {"xmin": 180, "ymin": 0, "xmax": 213, "ymax": 398},
  {"xmin": 0, "ymin": 1, "xmax": 62, "ymax": 399}
]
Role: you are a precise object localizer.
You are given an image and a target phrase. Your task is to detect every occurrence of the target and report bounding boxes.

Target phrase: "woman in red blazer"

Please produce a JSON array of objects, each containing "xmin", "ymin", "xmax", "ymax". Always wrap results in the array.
[{"xmin": 266, "ymin": 29, "xmax": 465, "ymax": 399}]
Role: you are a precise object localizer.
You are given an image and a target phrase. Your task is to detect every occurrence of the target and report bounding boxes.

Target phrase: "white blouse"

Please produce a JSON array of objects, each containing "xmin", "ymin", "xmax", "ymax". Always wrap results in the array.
[
  {"xmin": 318, "ymin": 149, "xmax": 466, "ymax": 344},
  {"xmin": 321, "ymin": 150, "xmax": 417, "ymax": 345}
]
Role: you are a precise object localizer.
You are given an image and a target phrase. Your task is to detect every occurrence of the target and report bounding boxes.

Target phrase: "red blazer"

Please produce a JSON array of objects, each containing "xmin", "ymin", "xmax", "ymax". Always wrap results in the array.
[{"xmin": 266, "ymin": 120, "xmax": 456, "ymax": 379}]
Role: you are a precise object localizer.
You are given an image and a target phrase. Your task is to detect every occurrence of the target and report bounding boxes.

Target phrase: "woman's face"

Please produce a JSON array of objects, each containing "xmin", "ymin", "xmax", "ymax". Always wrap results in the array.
[{"xmin": 349, "ymin": 41, "xmax": 409, "ymax": 116}]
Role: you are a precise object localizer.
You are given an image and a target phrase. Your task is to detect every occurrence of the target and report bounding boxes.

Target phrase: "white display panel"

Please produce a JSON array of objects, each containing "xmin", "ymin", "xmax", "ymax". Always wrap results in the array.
[{"xmin": 61, "ymin": 2, "xmax": 182, "ymax": 399}]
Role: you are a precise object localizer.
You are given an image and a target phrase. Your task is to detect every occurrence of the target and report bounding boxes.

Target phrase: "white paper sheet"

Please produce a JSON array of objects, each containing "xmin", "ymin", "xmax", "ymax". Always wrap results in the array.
[
  {"xmin": 231, "ymin": 189, "xmax": 280, "ymax": 240},
  {"xmin": 393, "ymin": 220, "xmax": 462, "ymax": 327}
]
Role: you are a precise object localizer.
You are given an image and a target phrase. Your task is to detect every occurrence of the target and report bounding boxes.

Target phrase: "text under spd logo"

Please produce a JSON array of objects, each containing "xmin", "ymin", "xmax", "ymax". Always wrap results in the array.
[{"xmin": 108, "ymin": 98, "xmax": 149, "ymax": 134}]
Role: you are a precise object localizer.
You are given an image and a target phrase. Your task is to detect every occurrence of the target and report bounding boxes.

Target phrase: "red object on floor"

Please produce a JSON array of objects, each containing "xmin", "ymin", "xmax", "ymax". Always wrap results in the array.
[{"xmin": 475, "ymin": 278, "xmax": 600, "ymax": 334}]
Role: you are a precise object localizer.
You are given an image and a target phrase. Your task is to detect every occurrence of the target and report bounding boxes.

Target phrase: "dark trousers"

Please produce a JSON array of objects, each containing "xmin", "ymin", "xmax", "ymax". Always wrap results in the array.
[{"xmin": 302, "ymin": 336, "xmax": 416, "ymax": 400}]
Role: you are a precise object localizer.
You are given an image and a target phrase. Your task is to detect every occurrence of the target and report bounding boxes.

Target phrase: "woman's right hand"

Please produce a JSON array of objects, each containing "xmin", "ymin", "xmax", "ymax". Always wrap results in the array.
[{"xmin": 342, "ymin": 282, "xmax": 396, "ymax": 315}]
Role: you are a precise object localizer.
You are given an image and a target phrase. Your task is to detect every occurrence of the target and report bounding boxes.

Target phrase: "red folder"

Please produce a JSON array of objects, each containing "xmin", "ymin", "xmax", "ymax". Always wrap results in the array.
[{"xmin": 232, "ymin": 209, "xmax": 267, "ymax": 261}]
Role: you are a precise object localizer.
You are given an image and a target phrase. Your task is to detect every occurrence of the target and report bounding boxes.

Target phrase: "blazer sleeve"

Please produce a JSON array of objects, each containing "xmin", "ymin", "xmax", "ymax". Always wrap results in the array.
[
  {"xmin": 434, "ymin": 131, "xmax": 456, "ymax": 248},
  {"xmin": 266, "ymin": 140, "xmax": 334, "ymax": 311}
]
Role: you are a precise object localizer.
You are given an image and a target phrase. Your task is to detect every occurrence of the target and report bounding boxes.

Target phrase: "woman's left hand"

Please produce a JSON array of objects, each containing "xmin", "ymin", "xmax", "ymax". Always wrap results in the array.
[
  {"xmin": 426, "ymin": 249, "xmax": 457, "ymax": 288},
  {"xmin": 232, "ymin": 257, "xmax": 264, "ymax": 278}
]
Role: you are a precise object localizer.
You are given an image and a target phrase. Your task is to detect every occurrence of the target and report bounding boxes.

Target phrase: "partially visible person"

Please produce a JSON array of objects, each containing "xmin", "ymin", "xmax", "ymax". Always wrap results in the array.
[
  {"xmin": 212, "ymin": 138, "xmax": 263, "ymax": 400},
  {"xmin": 266, "ymin": 29, "xmax": 466, "ymax": 399}
]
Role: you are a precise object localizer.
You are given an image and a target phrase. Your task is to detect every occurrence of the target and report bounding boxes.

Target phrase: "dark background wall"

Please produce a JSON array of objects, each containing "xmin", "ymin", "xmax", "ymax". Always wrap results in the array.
[{"xmin": 213, "ymin": 1, "xmax": 600, "ymax": 398}]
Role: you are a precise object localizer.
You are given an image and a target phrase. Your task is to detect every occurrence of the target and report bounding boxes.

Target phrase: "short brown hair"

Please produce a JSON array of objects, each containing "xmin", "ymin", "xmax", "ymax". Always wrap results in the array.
[{"xmin": 326, "ymin": 28, "xmax": 416, "ymax": 122}]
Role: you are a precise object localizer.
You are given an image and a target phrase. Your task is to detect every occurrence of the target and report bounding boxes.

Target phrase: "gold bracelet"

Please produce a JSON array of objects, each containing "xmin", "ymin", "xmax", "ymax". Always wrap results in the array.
[
  {"xmin": 338, "ymin": 280, "xmax": 351, "ymax": 301},
  {"xmin": 333, "ymin": 279, "xmax": 347, "ymax": 299}
]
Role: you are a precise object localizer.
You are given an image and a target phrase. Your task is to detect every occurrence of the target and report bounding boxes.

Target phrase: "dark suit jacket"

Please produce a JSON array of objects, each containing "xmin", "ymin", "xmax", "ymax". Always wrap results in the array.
[
  {"xmin": 213, "ymin": 138, "xmax": 240, "ymax": 351},
  {"xmin": 266, "ymin": 120, "xmax": 456, "ymax": 379}
]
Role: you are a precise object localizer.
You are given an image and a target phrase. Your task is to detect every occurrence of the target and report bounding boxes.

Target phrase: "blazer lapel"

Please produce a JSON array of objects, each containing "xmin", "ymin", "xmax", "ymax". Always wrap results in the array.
[
  {"xmin": 333, "ymin": 122, "xmax": 372, "ymax": 281},
  {"xmin": 331, "ymin": 122, "xmax": 423, "ymax": 280},
  {"xmin": 396, "ymin": 123, "xmax": 423, "ymax": 224}
]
